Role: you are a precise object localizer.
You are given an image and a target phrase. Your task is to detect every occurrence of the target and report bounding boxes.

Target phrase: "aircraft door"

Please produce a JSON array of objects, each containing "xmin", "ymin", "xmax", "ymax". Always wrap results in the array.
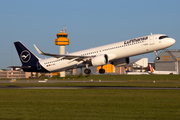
[{"xmin": 149, "ymin": 36, "xmax": 154, "ymax": 45}]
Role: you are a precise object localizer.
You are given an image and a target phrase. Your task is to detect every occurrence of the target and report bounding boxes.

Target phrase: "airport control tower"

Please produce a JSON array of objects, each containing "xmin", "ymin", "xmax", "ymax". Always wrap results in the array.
[{"xmin": 55, "ymin": 28, "xmax": 69, "ymax": 77}]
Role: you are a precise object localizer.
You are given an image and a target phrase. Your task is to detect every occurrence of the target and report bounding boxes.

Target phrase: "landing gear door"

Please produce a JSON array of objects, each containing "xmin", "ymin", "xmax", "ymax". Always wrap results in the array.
[{"xmin": 149, "ymin": 36, "xmax": 154, "ymax": 45}]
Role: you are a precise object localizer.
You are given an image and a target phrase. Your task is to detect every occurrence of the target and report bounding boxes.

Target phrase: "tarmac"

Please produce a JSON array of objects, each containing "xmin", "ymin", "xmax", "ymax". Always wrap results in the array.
[
  {"xmin": 0, "ymin": 86, "xmax": 180, "ymax": 90},
  {"xmin": 0, "ymin": 79, "xmax": 180, "ymax": 90}
]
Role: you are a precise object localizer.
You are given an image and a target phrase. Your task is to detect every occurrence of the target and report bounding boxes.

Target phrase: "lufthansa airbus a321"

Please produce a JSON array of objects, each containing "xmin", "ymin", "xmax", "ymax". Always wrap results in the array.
[{"xmin": 9, "ymin": 34, "xmax": 175, "ymax": 74}]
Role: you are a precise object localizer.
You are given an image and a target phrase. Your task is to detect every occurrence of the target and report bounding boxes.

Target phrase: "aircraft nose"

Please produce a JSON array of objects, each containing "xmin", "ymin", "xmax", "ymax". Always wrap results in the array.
[{"xmin": 170, "ymin": 38, "xmax": 176, "ymax": 45}]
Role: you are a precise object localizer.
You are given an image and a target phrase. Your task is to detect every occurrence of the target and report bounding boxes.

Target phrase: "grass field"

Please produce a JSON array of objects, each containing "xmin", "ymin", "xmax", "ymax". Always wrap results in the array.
[
  {"xmin": 0, "ymin": 75, "xmax": 180, "ymax": 120},
  {"xmin": 0, "ymin": 89, "xmax": 180, "ymax": 120}
]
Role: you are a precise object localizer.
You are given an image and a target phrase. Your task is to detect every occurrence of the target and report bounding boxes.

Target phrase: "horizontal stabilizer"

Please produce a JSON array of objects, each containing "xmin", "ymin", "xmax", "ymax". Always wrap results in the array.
[{"xmin": 7, "ymin": 66, "xmax": 31, "ymax": 69}]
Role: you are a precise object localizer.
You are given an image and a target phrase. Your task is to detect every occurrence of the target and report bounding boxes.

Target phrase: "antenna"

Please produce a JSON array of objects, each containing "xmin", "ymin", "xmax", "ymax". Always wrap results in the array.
[
  {"xmin": 11, "ymin": 46, "xmax": 13, "ymax": 66},
  {"xmin": 65, "ymin": 25, "xmax": 67, "ymax": 33},
  {"xmin": 63, "ymin": 25, "xmax": 65, "ymax": 32}
]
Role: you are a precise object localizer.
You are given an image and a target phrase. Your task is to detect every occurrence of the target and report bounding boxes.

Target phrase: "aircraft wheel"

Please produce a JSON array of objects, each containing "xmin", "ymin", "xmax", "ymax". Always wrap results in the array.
[
  {"xmin": 156, "ymin": 57, "xmax": 160, "ymax": 60},
  {"xmin": 99, "ymin": 69, "xmax": 105, "ymax": 74},
  {"xmin": 84, "ymin": 68, "xmax": 91, "ymax": 74}
]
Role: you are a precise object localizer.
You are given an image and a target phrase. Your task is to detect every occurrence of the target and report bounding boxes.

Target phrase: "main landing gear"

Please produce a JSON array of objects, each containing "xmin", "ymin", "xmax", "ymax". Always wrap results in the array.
[
  {"xmin": 84, "ymin": 68, "xmax": 91, "ymax": 74},
  {"xmin": 99, "ymin": 68, "xmax": 105, "ymax": 74},
  {"xmin": 99, "ymin": 66, "xmax": 105, "ymax": 74},
  {"xmin": 154, "ymin": 51, "xmax": 160, "ymax": 60},
  {"xmin": 84, "ymin": 65, "xmax": 106, "ymax": 74},
  {"xmin": 84, "ymin": 68, "xmax": 106, "ymax": 74},
  {"xmin": 84, "ymin": 64, "xmax": 91, "ymax": 74}
]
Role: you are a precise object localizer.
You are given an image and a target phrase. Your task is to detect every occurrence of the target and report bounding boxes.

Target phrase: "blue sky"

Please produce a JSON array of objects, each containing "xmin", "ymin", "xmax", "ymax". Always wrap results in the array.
[{"xmin": 0, "ymin": 0, "xmax": 180, "ymax": 69}]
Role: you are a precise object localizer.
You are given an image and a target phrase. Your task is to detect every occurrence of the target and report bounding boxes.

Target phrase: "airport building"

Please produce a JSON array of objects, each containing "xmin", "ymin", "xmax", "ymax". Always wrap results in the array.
[
  {"xmin": 0, "ymin": 70, "xmax": 31, "ymax": 79},
  {"xmin": 55, "ymin": 29, "xmax": 69, "ymax": 77},
  {"xmin": 115, "ymin": 58, "xmax": 148, "ymax": 74},
  {"xmin": 154, "ymin": 49, "xmax": 180, "ymax": 73},
  {"xmin": 0, "ymin": 70, "xmax": 52, "ymax": 79}
]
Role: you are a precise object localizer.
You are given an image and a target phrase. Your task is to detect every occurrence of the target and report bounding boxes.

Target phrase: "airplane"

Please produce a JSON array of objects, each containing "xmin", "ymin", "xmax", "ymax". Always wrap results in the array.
[
  {"xmin": 148, "ymin": 64, "xmax": 178, "ymax": 75},
  {"xmin": 124, "ymin": 66, "xmax": 149, "ymax": 75},
  {"xmin": 8, "ymin": 34, "xmax": 175, "ymax": 74}
]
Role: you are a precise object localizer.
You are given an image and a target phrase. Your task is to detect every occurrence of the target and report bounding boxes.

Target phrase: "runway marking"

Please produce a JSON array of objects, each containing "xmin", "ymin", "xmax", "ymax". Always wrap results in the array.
[{"xmin": 0, "ymin": 86, "xmax": 180, "ymax": 90}]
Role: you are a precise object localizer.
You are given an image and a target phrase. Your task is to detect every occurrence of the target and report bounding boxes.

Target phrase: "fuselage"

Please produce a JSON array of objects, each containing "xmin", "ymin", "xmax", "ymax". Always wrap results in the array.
[
  {"xmin": 127, "ymin": 72, "xmax": 149, "ymax": 75},
  {"xmin": 39, "ymin": 34, "xmax": 175, "ymax": 72},
  {"xmin": 150, "ymin": 71, "xmax": 178, "ymax": 75}
]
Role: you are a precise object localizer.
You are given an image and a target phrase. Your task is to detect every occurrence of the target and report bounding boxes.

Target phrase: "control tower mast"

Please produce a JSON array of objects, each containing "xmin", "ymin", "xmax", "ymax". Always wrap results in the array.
[{"xmin": 55, "ymin": 27, "xmax": 69, "ymax": 77}]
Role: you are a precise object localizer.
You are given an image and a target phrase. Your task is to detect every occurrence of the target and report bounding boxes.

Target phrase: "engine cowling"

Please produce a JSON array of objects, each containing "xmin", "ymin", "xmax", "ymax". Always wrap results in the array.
[
  {"xmin": 91, "ymin": 54, "xmax": 108, "ymax": 67},
  {"xmin": 112, "ymin": 57, "xmax": 129, "ymax": 66}
]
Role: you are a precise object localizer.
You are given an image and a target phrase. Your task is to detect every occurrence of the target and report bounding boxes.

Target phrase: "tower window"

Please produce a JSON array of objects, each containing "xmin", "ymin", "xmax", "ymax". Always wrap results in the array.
[{"xmin": 57, "ymin": 35, "xmax": 68, "ymax": 38}]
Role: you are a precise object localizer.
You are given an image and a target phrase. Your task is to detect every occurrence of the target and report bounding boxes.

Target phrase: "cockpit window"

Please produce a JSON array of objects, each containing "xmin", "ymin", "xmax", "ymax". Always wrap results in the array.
[{"xmin": 159, "ymin": 36, "xmax": 169, "ymax": 40}]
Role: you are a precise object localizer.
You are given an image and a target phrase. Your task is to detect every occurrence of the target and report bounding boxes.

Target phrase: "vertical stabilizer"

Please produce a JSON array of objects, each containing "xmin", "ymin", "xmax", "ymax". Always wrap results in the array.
[
  {"xmin": 148, "ymin": 64, "xmax": 155, "ymax": 72},
  {"xmin": 14, "ymin": 41, "xmax": 48, "ymax": 72},
  {"xmin": 14, "ymin": 41, "xmax": 39, "ymax": 66},
  {"xmin": 124, "ymin": 66, "xmax": 130, "ymax": 73}
]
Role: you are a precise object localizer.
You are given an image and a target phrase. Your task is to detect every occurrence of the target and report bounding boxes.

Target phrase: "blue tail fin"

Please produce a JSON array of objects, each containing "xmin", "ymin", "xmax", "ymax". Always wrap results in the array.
[
  {"xmin": 14, "ymin": 41, "xmax": 39, "ymax": 66},
  {"xmin": 124, "ymin": 66, "xmax": 130, "ymax": 73},
  {"xmin": 14, "ymin": 41, "xmax": 48, "ymax": 72}
]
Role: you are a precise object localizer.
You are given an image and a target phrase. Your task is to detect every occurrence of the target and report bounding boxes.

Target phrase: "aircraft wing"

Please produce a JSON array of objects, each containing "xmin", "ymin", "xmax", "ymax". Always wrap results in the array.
[
  {"xmin": 7, "ymin": 66, "xmax": 31, "ymax": 68},
  {"xmin": 34, "ymin": 44, "xmax": 95, "ymax": 62}
]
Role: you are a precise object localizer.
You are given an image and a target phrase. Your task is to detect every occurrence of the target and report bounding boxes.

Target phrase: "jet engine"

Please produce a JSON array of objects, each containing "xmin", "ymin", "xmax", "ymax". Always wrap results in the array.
[
  {"xmin": 91, "ymin": 54, "xmax": 108, "ymax": 67},
  {"xmin": 111, "ymin": 57, "xmax": 129, "ymax": 66}
]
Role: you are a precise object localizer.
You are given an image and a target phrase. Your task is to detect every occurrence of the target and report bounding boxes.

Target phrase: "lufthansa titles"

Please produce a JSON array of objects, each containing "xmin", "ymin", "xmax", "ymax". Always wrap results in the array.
[{"xmin": 124, "ymin": 37, "xmax": 148, "ymax": 45}]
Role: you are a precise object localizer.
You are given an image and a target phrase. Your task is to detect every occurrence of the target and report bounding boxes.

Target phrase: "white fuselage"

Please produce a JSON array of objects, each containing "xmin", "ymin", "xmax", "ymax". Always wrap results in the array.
[
  {"xmin": 39, "ymin": 34, "xmax": 175, "ymax": 72},
  {"xmin": 150, "ymin": 71, "xmax": 178, "ymax": 75},
  {"xmin": 127, "ymin": 72, "xmax": 149, "ymax": 75}
]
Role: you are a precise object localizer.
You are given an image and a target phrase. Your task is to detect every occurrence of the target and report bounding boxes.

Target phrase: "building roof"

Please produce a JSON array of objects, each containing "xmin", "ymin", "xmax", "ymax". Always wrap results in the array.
[{"xmin": 154, "ymin": 49, "xmax": 180, "ymax": 62}]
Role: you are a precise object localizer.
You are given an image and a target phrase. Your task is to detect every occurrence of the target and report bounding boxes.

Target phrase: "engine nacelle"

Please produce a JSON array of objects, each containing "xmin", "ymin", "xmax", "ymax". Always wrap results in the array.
[
  {"xmin": 91, "ymin": 54, "xmax": 108, "ymax": 67},
  {"xmin": 112, "ymin": 57, "xmax": 129, "ymax": 66}
]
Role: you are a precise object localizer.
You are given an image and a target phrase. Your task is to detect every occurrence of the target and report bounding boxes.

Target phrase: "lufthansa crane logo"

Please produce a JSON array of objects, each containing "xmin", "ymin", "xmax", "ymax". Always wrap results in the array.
[{"xmin": 20, "ymin": 50, "xmax": 31, "ymax": 63}]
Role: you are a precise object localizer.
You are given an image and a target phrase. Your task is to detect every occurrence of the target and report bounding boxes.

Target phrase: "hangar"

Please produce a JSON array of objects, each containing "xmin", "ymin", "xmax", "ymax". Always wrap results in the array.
[{"xmin": 154, "ymin": 49, "xmax": 180, "ymax": 73}]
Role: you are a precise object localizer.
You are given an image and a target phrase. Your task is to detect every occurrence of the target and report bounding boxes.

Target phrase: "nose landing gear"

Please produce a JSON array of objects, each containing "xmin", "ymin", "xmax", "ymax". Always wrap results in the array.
[
  {"xmin": 154, "ymin": 51, "xmax": 160, "ymax": 60},
  {"xmin": 156, "ymin": 56, "xmax": 160, "ymax": 60}
]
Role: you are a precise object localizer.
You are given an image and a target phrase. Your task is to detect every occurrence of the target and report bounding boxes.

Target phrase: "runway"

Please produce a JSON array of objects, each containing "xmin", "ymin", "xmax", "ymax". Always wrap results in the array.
[
  {"xmin": 0, "ymin": 86, "xmax": 180, "ymax": 90},
  {"xmin": 0, "ymin": 80, "xmax": 127, "ymax": 83},
  {"xmin": 0, "ymin": 79, "xmax": 179, "ymax": 90}
]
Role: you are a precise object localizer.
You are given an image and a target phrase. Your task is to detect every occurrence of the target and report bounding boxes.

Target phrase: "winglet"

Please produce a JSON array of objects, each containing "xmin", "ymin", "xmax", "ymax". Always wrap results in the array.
[
  {"xmin": 33, "ymin": 44, "xmax": 61, "ymax": 58},
  {"xmin": 34, "ymin": 44, "xmax": 43, "ymax": 55}
]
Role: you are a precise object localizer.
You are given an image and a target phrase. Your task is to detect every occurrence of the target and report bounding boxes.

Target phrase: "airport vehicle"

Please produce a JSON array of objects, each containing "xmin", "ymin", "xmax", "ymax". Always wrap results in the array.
[
  {"xmin": 148, "ymin": 64, "xmax": 178, "ymax": 74},
  {"xmin": 124, "ymin": 66, "xmax": 149, "ymax": 75},
  {"xmin": 9, "ymin": 34, "xmax": 175, "ymax": 74}
]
